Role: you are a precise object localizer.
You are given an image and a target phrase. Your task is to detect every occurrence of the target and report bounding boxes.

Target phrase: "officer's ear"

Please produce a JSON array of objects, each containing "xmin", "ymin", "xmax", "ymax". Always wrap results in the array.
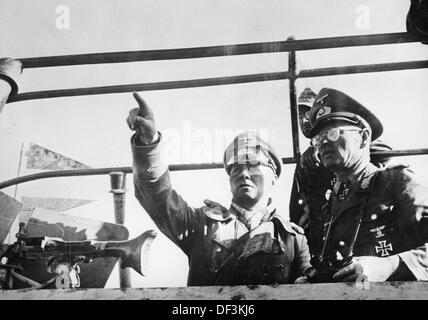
[
  {"xmin": 228, "ymin": 174, "xmax": 233, "ymax": 191},
  {"xmin": 360, "ymin": 128, "xmax": 371, "ymax": 149}
]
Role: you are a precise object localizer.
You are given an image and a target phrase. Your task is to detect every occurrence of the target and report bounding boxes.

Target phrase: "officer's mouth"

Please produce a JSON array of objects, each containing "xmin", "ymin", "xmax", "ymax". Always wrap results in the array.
[{"xmin": 239, "ymin": 182, "xmax": 254, "ymax": 190}]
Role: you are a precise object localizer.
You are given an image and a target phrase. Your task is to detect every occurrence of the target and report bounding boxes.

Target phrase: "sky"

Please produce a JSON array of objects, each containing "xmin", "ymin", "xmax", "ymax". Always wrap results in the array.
[{"xmin": 0, "ymin": 0, "xmax": 427, "ymax": 288}]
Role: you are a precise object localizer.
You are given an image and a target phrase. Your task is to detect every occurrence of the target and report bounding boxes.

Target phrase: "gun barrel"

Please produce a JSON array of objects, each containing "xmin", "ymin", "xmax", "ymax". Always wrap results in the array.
[{"xmin": 42, "ymin": 230, "xmax": 157, "ymax": 276}]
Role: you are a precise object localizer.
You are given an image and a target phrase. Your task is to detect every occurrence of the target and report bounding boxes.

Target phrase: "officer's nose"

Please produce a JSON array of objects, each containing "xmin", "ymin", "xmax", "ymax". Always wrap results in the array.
[{"xmin": 238, "ymin": 166, "xmax": 251, "ymax": 180}]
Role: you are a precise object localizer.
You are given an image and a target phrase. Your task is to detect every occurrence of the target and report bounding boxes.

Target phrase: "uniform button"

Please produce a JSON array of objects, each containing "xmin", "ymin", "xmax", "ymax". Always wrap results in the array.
[
  {"xmin": 371, "ymin": 214, "xmax": 377, "ymax": 220},
  {"xmin": 216, "ymin": 247, "xmax": 222, "ymax": 252},
  {"xmin": 322, "ymin": 236, "xmax": 326, "ymax": 240},
  {"xmin": 339, "ymin": 241, "xmax": 345, "ymax": 246}
]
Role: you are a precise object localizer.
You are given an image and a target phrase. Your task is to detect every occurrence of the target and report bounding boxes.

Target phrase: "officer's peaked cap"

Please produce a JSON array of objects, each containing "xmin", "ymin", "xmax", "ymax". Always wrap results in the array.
[
  {"xmin": 298, "ymin": 87, "xmax": 317, "ymax": 108},
  {"xmin": 223, "ymin": 131, "xmax": 282, "ymax": 177},
  {"xmin": 309, "ymin": 88, "xmax": 383, "ymax": 140}
]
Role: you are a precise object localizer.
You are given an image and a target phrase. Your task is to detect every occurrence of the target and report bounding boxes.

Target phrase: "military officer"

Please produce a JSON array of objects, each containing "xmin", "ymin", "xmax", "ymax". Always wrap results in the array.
[
  {"xmin": 0, "ymin": 58, "xmax": 22, "ymax": 115},
  {"xmin": 289, "ymin": 88, "xmax": 392, "ymax": 232},
  {"xmin": 127, "ymin": 92, "xmax": 311, "ymax": 286},
  {"xmin": 304, "ymin": 87, "xmax": 428, "ymax": 282}
]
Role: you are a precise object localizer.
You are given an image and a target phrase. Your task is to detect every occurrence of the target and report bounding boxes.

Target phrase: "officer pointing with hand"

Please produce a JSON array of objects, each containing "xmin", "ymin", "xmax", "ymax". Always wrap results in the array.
[{"xmin": 127, "ymin": 92, "xmax": 311, "ymax": 286}]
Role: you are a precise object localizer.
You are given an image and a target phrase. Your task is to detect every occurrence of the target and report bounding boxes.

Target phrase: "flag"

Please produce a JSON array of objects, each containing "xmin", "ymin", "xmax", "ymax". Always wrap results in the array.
[
  {"xmin": 21, "ymin": 196, "xmax": 94, "ymax": 212},
  {"xmin": 25, "ymin": 142, "xmax": 91, "ymax": 170}
]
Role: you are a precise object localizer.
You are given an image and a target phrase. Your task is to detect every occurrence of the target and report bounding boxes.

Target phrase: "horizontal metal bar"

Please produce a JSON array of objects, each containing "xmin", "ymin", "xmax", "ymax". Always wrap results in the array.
[
  {"xmin": 18, "ymin": 32, "xmax": 428, "ymax": 69},
  {"xmin": 1, "ymin": 149, "xmax": 427, "ymax": 190},
  {"xmin": 8, "ymin": 72, "xmax": 291, "ymax": 103},
  {"xmin": 371, "ymin": 148, "xmax": 428, "ymax": 158},
  {"xmin": 9, "ymin": 59, "xmax": 428, "ymax": 103},
  {"xmin": 299, "ymin": 60, "xmax": 428, "ymax": 78},
  {"xmin": 0, "ymin": 158, "xmax": 296, "ymax": 190}
]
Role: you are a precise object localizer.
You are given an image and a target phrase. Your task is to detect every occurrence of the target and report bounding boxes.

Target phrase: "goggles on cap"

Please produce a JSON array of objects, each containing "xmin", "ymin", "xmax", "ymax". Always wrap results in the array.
[
  {"xmin": 311, "ymin": 127, "xmax": 363, "ymax": 148},
  {"xmin": 228, "ymin": 162, "xmax": 273, "ymax": 177},
  {"xmin": 226, "ymin": 152, "xmax": 277, "ymax": 176}
]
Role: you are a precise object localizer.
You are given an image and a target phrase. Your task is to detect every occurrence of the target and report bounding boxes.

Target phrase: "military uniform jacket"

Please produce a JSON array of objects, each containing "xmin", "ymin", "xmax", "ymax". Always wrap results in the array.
[
  {"xmin": 289, "ymin": 147, "xmax": 334, "ymax": 228},
  {"xmin": 131, "ymin": 135, "xmax": 311, "ymax": 286},
  {"xmin": 308, "ymin": 163, "xmax": 428, "ymax": 280}
]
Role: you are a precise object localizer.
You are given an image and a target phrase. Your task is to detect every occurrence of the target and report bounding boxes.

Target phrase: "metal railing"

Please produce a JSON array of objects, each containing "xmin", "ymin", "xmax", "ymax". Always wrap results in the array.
[
  {"xmin": 2, "ymin": 30, "xmax": 428, "ymax": 291},
  {"xmin": 1, "ymin": 31, "xmax": 428, "ymax": 190},
  {"xmin": 15, "ymin": 32, "xmax": 428, "ymax": 68},
  {"xmin": 8, "ymin": 33, "xmax": 428, "ymax": 104}
]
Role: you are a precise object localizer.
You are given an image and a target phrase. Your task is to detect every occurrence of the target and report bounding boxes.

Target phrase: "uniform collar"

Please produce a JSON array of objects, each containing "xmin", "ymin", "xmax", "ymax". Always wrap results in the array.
[
  {"xmin": 231, "ymin": 202, "xmax": 297, "ymax": 236},
  {"xmin": 231, "ymin": 201, "xmax": 275, "ymax": 231},
  {"xmin": 201, "ymin": 200, "xmax": 297, "ymax": 236},
  {"xmin": 357, "ymin": 162, "xmax": 379, "ymax": 192},
  {"xmin": 329, "ymin": 162, "xmax": 380, "ymax": 224},
  {"xmin": 334, "ymin": 162, "xmax": 379, "ymax": 193}
]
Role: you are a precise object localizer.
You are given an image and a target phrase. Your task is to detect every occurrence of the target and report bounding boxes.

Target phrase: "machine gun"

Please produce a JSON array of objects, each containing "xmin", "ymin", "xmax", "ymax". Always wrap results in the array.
[{"xmin": 0, "ymin": 223, "xmax": 157, "ymax": 289}]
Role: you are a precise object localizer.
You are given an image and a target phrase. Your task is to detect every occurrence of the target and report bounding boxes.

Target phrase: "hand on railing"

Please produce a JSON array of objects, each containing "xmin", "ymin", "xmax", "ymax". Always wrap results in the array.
[
  {"xmin": 126, "ymin": 92, "xmax": 159, "ymax": 145},
  {"xmin": 332, "ymin": 255, "xmax": 400, "ymax": 282}
]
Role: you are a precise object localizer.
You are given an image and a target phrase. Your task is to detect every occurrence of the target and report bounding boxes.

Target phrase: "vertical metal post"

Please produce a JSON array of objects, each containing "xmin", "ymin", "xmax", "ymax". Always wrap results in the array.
[
  {"xmin": 287, "ymin": 37, "xmax": 301, "ymax": 162},
  {"xmin": 109, "ymin": 171, "xmax": 131, "ymax": 288}
]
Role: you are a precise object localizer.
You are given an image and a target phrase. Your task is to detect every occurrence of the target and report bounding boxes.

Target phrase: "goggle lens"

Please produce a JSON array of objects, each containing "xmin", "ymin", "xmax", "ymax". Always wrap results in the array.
[{"xmin": 312, "ymin": 128, "xmax": 362, "ymax": 148}]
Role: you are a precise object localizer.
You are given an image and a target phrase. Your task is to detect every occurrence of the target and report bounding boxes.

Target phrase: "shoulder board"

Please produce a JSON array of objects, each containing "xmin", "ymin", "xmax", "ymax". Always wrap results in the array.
[
  {"xmin": 385, "ymin": 164, "xmax": 410, "ymax": 171},
  {"xmin": 271, "ymin": 214, "xmax": 297, "ymax": 236},
  {"xmin": 201, "ymin": 202, "xmax": 232, "ymax": 222}
]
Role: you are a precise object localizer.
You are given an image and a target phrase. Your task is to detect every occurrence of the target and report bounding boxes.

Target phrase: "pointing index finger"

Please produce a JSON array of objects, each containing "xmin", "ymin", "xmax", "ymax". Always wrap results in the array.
[{"xmin": 133, "ymin": 91, "xmax": 152, "ymax": 117}]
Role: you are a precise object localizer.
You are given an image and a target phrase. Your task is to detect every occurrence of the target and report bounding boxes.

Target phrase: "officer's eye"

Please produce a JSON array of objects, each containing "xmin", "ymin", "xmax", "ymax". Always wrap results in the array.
[{"xmin": 229, "ymin": 166, "xmax": 242, "ymax": 175}]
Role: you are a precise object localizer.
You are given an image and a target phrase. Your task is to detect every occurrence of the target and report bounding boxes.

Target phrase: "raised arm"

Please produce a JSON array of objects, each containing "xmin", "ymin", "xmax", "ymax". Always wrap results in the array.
[{"xmin": 127, "ymin": 93, "xmax": 203, "ymax": 256}]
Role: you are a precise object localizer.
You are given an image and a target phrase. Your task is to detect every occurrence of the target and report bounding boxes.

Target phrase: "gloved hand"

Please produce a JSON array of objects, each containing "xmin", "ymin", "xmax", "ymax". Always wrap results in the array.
[
  {"xmin": 294, "ymin": 276, "xmax": 309, "ymax": 284},
  {"xmin": 332, "ymin": 255, "xmax": 400, "ymax": 282},
  {"xmin": 126, "ymin": 92, "xmax": 159, "ymax": 145}
]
